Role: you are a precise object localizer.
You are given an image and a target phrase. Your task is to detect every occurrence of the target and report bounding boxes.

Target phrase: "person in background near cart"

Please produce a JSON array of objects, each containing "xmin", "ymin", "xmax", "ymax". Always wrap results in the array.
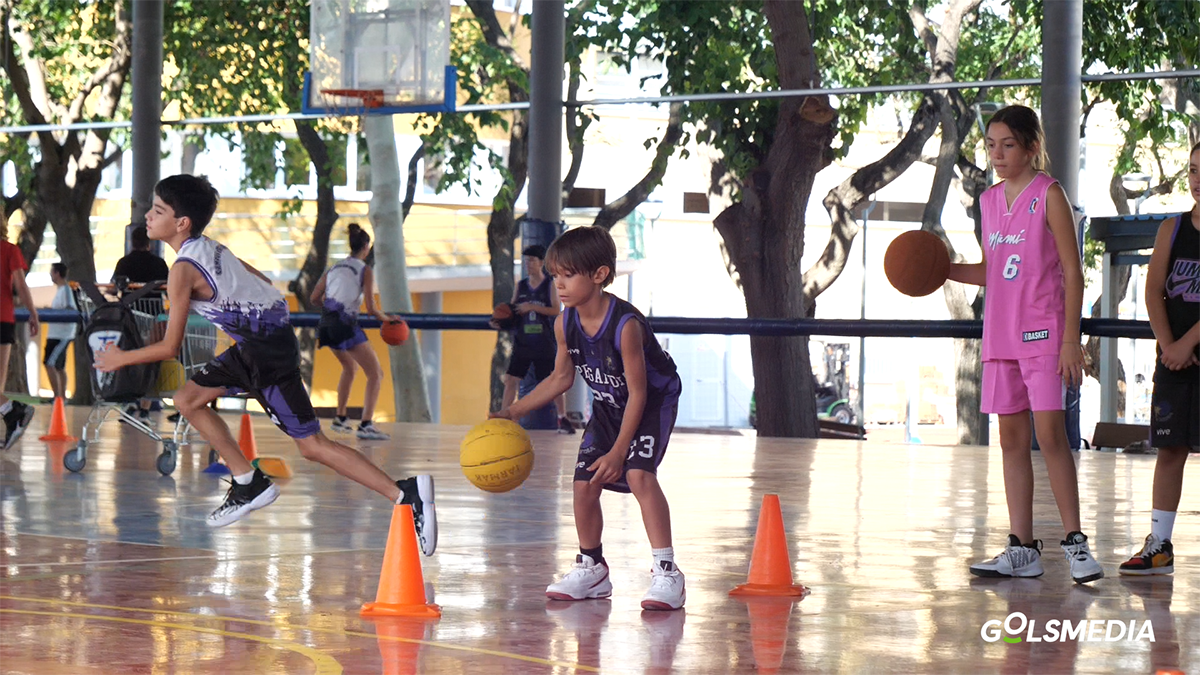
[
  {"xmin": 43, "ymin": 262, "xmax": 77, "ymax": 400},
  {"xmin": 1, "ymin": 210, "xmax": 40, "ymax": 449},
  {"xmin": 112, "ymin": 225, "xmax": 170, "ymax": 422}
]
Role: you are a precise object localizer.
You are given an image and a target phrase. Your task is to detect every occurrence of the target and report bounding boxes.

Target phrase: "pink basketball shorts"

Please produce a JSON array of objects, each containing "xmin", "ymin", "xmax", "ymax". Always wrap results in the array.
[{"xmin": 981, "ymin": 355, "xmax": 1065, "ymax": 415}]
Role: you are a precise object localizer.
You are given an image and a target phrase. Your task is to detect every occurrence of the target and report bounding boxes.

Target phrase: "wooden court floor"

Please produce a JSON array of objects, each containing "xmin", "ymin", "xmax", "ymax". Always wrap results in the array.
[{"xmin": 1, "ymin": 405, "xmax": 1197, "ymax": 674}]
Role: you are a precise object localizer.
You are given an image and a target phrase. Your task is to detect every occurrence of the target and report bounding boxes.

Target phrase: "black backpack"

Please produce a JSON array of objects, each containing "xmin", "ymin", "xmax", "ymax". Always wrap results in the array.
[{"xmin": 80, "ymin": 281, "xmax": 164, "ymax": 403}]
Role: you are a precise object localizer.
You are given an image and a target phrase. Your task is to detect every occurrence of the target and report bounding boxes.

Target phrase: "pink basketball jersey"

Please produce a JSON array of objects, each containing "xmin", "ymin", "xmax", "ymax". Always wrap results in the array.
[{"xmin": 981, "ymin": 172, "xmax": 1067, "ymax": 361}]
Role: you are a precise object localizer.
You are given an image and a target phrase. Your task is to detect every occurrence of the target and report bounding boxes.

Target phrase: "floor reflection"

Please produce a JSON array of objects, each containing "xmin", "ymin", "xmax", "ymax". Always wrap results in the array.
[{"xmin": 0, "ymin": 408, "xmax": 1197, "ymax": 673}]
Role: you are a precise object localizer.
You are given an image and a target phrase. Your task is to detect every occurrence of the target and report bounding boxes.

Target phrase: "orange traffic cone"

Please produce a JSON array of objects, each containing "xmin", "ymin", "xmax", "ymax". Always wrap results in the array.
[
  {"xmin": 39, "ymin": 397, "xmax": 77, "ymax": 442},
  {"xmin": 240, "ymin": 412, "xmax": 293, "ymax": 478},
  {"xmin": 370, "ymin": 617, "xmax": 433, "ymax": 675},
  {"xmin": 361, "ymin": 504, "xmax": 441, "ymax": 618},
  {"xmin": 237, "ymin": 413, "xmax": 258, "ymax": 462},
  {"xmin": 737, "ymin": 597, "xmax": 797, "ymax": 674},
  {"xmin": 730, "ymin": 494, "xmax": 809, "ymax": 597}
]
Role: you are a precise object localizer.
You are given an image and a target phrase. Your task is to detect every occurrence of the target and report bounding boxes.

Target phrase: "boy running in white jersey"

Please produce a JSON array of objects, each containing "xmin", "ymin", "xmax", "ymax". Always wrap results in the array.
[{"xmin": 94, "ymin": 175, "xmax": 437, "ymax": 554}]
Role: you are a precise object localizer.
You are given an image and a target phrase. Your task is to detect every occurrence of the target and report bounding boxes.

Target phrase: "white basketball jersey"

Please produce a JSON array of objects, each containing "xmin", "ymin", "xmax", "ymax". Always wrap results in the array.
[
  {"xmin": 323, "ymin": 256, "xmax": 366, "ymax": 319},
  {"xmin": 177, "ymin": 236, "xmax": 290, "ymax": 341}
]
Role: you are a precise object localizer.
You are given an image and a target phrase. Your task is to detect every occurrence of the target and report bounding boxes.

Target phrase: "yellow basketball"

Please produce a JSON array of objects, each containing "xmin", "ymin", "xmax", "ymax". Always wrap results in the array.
[{"xmin": 460, "ymin": 419, "xmax": 534, "ymax": 493}]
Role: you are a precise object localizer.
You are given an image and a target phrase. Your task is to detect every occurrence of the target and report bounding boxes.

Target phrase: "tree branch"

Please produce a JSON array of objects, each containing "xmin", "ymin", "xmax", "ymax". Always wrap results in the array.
[
  {"xmin": 464, "ymin": 0, "xmax": 525, "ymax": 71},
  {"xmin": 592, "ymin": 104, "xmax": 682, "ymax": 230},
  {"xmin": 6, "ymin": 11, "xmax": 61, "ymax": 124},
  {"xmin": 910, "ymin": 4, "xmax": 938, "ymax": 63},
  {"xmin": 561, "ymin": 57, "xmax": 588, "ymax": 204},
  {"xmin": 403, "ymin": 143, "xmax": 424, "ymax": 219}
]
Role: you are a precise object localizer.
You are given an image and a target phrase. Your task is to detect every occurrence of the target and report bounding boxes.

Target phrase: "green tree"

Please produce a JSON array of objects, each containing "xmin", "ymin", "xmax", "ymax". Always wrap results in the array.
[
  {"xmin": 1078, "ymin": 0, "xmax": 1199, "ymax": 408},
  {"xmin": 2, "ymin": 0, "xmax": 132, "ymax": 401},
  {"xmin": 426, "ymin": 1, "xmax": 683, "ymax": 409},
  {"xmin": 587, "ymin": 0, "xmax": 982, "ymax": 437},
  {"xmin": 164, "ymin": 0, "xmax": 347, "ymax": 384}
]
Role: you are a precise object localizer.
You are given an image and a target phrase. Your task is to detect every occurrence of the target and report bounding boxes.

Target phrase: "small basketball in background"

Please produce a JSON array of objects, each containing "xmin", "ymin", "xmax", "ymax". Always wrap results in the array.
[
  {"xmin": 381, "ymin": 320, "xmax": 409, "ymax": 346},
  {"xmin": 492, "ymin": 303, "xmax": 517, "ymax": 330},
  {"xmin": 460, "ymin": 419, "xmax": 534, "ymax": 493},
  {"xmin": 883, "ymin": 230, "xmax": 951, "ymax": 297}
]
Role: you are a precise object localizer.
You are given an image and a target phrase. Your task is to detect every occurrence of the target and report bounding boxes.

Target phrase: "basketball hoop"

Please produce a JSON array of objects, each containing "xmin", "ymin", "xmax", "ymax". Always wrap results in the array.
[{"xmin": 322, "ymin": 89, "xmax": 387, "ymax": 110}]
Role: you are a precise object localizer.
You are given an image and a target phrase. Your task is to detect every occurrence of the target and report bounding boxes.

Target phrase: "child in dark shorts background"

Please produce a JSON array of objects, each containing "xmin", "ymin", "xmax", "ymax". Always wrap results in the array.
[
  {"xmin": 1119, "ymin": 141, "xmax": 1200, "ymax": 576},
  {"xmin": 42, "ymin": 262, "xmax": 77, "ymax": 400},
  {"xmin": 492, "ymin": 226, "xmax": 685, "ymax": 611}
]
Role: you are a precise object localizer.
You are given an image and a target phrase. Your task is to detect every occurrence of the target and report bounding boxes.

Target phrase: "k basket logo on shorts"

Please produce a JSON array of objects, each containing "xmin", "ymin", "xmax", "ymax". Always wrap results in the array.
[{"xmin": 1022, "ymin": 329, "xmax": 1049, "ymax": 342}]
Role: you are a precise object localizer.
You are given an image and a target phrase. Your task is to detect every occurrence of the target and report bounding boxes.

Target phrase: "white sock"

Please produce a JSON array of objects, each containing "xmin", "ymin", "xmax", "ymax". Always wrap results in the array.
[
  {"xmin": 1151, "ymin": 509, "xmax": 1176, "ymax": 541},
  {"xmin": 652, "ymin": 546, "xmax": 675, "ymax": 570},
  {"xmin": 0, "ymin": 401, "xmax": 12, "ymax": 415},
  {"xmin": 233, "ymin": 470, "xmax": 255, "ymax": 485}
]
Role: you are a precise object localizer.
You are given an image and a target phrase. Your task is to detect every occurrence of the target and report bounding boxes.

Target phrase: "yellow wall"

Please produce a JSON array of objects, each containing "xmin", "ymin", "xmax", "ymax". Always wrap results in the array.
[
  {"xmin": 302, "ymin": 290, "xmax": 495, "ymax": 424},
  {"xmin": 437, "ymin": 290, "xmax": 495, "ymax": 425}
]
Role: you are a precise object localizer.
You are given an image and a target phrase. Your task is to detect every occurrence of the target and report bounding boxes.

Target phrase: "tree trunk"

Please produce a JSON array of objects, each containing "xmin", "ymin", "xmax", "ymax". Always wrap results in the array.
[
  {"xmin": 288, "ymin": 121, "xmax": 338, "ymax": 385},
  {"xmin": 706, "ymin": 1, "xmax": 837, "ymax": 438},
  {"xmin": 486, "ymin": 108, "xmax": 529, "ymax": 411},
  {"xmin": 364, "ymin": 115, "xmax": 432, "ymax": 423}
]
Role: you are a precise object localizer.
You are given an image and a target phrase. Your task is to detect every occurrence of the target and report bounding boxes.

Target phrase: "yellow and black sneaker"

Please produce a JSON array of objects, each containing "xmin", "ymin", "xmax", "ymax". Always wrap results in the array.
[{"xmin": 1119, "ymin": 533, "xmax": 1173, "ymax": 576}]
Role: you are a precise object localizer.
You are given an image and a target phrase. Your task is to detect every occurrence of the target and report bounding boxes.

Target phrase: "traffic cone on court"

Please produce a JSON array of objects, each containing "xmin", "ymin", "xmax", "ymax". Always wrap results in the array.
[
  {"xmin": 237, "ymin": 413, "xmax": 258, "ymax": 462},
  {"xmin": 361, "ymin": 504, "xmax": 441, "ymax": 618},
  {"xmin": 39, "ymin": 397, "xmax": 77, "ymax": 442},
  {"xmin": 730, "ymin": 494, "xmax": 809, "ymax": 597},
  {"xmin": 240, "ymin": 412, "xmax": 293, "ymax": 478},
  {"xmin": 370, "ymin": 617, "xmax": 433, "ymax": 675}
]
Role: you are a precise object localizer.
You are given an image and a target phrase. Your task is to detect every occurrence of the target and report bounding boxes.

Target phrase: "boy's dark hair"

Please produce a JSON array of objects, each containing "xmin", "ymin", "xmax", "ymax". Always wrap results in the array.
[
  {"xmin": 522, "ymin": 244, "xmax": 547, "ymax": 260},
  {"xmin": 986, "ymin": 105, "xmax": 1048, "ymax": 172},
  {"xmin": 348, "ymin": 222, "xmax": 371, "ymax": 253},
  {"xmin": 545, "ymin": 226, "xmax": 616, "ymax": 287},
  {"xmin": 51, "ymin": 262, "xmax": 68, "ymax": 278},
  {"xmin": 131, "ymin": 225, "xmax": 151, "ymax": 250},
  {"xmin": 1192, "ymin": 141, "xmax": 1200, "ymax": 155},
  {"xmin": 154, "ymin": 174, "xmax": 219, "ymax": 237}
]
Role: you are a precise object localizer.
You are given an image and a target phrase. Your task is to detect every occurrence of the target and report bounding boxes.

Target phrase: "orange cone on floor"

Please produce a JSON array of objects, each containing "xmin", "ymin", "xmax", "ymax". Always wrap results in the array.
[
  {"xmin": 237, "ymin": 413, "xmax": 258, "ymax": 462},
  {"xmin": 738, "ymin": 597, "xmax": 798, "ymax": 675},
  {"xmin": 361, "ymin": 504, "xmax": 441, "ymax": 618},
  {"xmin": 730, "ymin": 494, "xmax": 809, "ymax": 597},
  {"xmin": 240, "ymin": 412, "xmax": 293, "ymax": 478},
  {"xmin": 39, "ymin": 397, "xmax": 77, "ymax": 442},
  {"xmin": 370, "ymin": 617, "xmax": 433, "ymax": 675}
]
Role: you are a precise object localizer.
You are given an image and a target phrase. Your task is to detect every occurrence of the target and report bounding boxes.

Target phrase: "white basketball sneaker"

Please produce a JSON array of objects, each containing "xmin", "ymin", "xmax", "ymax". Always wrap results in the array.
[
  {"xmin": 1061, "ymin": 531, "xmax": 1104, "ymax": 584},
  {"xmin": 970, "ymin": 535, "xmax": 1044, "ymax": 578},
  {"xmin": 546, "ymin": 554, "xmax": 613, "ymax": 601},
  {"xmin": 641, "ymin": 560, "xmax": 686, "ymax": 610}
]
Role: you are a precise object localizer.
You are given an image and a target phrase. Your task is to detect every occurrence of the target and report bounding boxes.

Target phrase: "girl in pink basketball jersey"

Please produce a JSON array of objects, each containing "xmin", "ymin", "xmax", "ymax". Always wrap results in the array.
[{"xmin": 950, "ymin": 105, "xmax": 1103, "ymax": 584}]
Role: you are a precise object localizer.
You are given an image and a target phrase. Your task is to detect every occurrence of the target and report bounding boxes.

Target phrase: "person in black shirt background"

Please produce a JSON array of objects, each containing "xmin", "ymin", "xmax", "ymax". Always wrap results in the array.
[{"xmin": 112, "ymin": 225, "xmax": 170, "ymax": 421}]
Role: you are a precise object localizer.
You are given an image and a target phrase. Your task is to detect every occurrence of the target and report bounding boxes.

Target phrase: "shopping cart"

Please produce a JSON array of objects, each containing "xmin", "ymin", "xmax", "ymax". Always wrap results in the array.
[{"xmin": 63, "ymin": 281, "xmax": 231, "ymax": 475}]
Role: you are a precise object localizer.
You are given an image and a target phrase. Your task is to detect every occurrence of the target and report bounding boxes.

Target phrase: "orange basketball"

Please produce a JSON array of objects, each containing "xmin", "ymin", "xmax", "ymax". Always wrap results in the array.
[
  {"xmin": 883, "ymin": 230, "xmax": 951, "ymax": 297},
  {"xmin": 381, "ymin": 320, "xmax": 409, "ymax": 346},
  {"xmin": 492, "ymin": 303, "xmax": 517, "ymax": 330}
]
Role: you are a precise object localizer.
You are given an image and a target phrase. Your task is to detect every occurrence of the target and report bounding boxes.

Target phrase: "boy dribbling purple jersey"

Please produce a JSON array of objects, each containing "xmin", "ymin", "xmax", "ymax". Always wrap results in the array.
[{"xmin": 493, "ymin": 226, "xmax": 685, "ymax": 611}]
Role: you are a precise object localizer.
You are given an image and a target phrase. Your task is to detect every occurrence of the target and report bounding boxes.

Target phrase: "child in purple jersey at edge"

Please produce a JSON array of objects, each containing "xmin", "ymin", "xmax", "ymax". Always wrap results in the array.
[
  {"xmin": 1119, "ymin": 141, "xmax": 1200, "ymax": 576},
  {"xmin": 491, "ymin": 226, "xmax": 685, "ymax": 611},
  {"xmin": 94, "ymin": 175, "xmax": 437, "ymax": 555}
]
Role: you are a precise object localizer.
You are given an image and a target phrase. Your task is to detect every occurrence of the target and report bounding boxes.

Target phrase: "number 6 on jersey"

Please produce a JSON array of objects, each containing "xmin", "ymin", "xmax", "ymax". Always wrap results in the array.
[{"xmin": 1002, "ymin": 254, "xmax": 1021, "ymax": 280}]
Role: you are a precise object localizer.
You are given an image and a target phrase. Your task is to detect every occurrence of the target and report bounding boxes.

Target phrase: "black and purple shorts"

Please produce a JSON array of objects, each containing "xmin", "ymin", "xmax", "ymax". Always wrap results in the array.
[
  {"xmin": 573, "ymin": 395, "xmax": 679, "ymax": 493},
  {"xmin": 317, "ymin": 312, "xmax": 368, "ymax": 351},
  {"xmin": 192, "ymin": 330, "xmax": 320, "ymax": 439}
]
